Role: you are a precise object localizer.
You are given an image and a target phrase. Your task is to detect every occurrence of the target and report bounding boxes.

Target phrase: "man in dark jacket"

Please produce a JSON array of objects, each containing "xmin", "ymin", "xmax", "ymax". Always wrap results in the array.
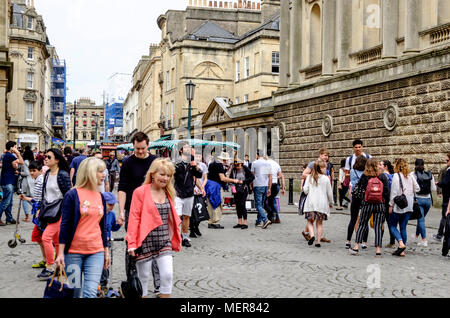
[
  {"xmin": 174, "ymin": 141, "xmax": 203, "ymax": 248},
  {"xmin": 105, "ymin": 153, "xmax": 120, "ymax": 192},
  {"xmin": 433, "ymin": 152, "xmax": 450, "ymax": 242}
]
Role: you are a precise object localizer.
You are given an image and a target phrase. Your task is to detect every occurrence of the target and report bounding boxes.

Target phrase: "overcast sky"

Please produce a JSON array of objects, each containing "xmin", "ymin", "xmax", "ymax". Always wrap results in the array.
[{"xmin": 34, "ymin": 0, "xmax": 188, "ymax": 105}]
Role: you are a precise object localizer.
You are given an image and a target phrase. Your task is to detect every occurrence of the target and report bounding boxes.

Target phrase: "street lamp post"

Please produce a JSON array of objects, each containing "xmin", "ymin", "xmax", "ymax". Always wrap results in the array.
[
  {"xmin": 73, "ymin": 100, "xmax": 77, "ymax": 150},
  {"xmin": 92, "ymin": 114, "xmax": 99, "ymax": 151},
  {"xmin": 185, "ymin": 80, "xmax": 196, "ymax": 139}
]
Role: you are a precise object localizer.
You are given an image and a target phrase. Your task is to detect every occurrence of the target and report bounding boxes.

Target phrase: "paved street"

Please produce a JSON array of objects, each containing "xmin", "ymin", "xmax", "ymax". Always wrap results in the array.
[{"xmin": 1, "ymin": 192, "xmax": 449, "ymax": 298}]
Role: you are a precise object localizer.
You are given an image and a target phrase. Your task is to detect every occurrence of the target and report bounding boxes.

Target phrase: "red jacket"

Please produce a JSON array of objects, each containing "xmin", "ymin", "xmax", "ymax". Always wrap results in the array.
[{"xmin": 125, "ymin": 184, "xmax": 182, "ymax": 252}]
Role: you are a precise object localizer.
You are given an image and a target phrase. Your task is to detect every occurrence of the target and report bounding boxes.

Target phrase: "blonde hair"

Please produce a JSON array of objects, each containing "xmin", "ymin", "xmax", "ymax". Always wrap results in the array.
[
  {"xmin": 143, "ymin": 158, "xmax": 176, "ymax": 201},
  {"xmin": 394, "ymin": 158, "xmax": 410, "ymax": 178},
  {"xmin": 74, "ymin": 157, "xmax": 106, "ymax": 190},
  {"xmin": 310, "ymin": 159, "xmax": 327, "ymax": 186},
  {"xmin": 364, "ymin": 158, "xmax": 380, "ymax": 177}
]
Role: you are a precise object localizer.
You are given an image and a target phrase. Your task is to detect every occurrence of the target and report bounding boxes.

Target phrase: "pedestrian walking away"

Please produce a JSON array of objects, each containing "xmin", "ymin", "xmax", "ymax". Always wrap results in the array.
[
  {"xmin": 174, "ymin": 141, "xmax": 203, "ymax": 248},
  {"xmin": 18, "ymin": 147, "xmax": 35, "ymax": 222},
  {"xmin": 264, "ymin": 155, "xmax": 285, "ymax": 223},
  {"xmin": 229, "ymin": 158, "xmax": 254, "ymax": 229},
  {"xmin": 38, "ymin": 149, "xmax": 71, "ymax": 280},
  {"xmin": 388, "ymin": 158, "xmax": 420, "ymax": 257},
  {"xmin": 55, "ymin": 157, "xmax": 110, "ymax": 298},
  {"xmin": 69, "ymin": 148, "xmax": 88, "ymax": 186},
  {"xmin": 302, "ymin": 159, "xmax": 334, "ymax": 248},
  {"xmin": 337, "ymin": 158, "xmax": 350, "ymax": 211},
  {"xmin": 190, "ymin": 152, "xmax": 208, "ymax": 238},
  {"xmin": 412, "ymin": 159, "xmax": 436, "ymax": 247},
  {"xmin": 106, "ymin": 153, "xmax": 120, "ymax": 192},
  {"xmin": 345, "ymin": 154, "xmax": 369, "ymax": 249},
  {"xmin": 433, "ymin": 152, "xmax": 450, "ymax": 243},
  {"xmin": 349, "ymin": 158, "xmax": 389, "ymax": 257},
  {"xmin": 251, "ymin": 151, "xmax": 272, "ymax": 229},
  {"xmin": 379, "ymin": 159, "xmax": 396, "ymax": 248},
  {"xmin": 0, "ymin": 141, "xmax": 24, "ymax": 226},
  {"xmin": 126, "ymin": 158, "xmax": 182, "ymax": 298}
]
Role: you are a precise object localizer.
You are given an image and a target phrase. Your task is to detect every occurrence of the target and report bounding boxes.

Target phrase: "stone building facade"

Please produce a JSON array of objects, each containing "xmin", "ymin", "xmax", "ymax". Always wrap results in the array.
[
  {"xmin": 128, "ymin": 0, "xmax": 281, "ymax": 158},
  {"xmin": 8, "ymin": 0, "xmax": 50, "ymax": 150},
  {"xmin": 65, "ymin": 98, "xmax": 105, "ymax": 149},
  {"xmin": 274, "ymin": 0, "xmax": 450, "ymax": 187}
]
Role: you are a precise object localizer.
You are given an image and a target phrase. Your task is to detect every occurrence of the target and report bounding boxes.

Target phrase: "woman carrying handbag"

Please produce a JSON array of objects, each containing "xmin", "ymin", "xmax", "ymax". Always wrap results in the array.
[
  {"xmin": 37, "ymin": 149, "xmax": 71, "ymax": 280},
  {"xmin": 229, "ymin": 158, "xmax": 254, "ymax": 229},
  {"xmin": 388, "ymin": 158, "xmax": 420, "ymax": 257},
  {"xmin": 126, "ymin": 158, "xmax": 182, "ymax": 298},
  {"xmin": 55, "ymin": 157, "xmax": 110, "ymax": 298}
]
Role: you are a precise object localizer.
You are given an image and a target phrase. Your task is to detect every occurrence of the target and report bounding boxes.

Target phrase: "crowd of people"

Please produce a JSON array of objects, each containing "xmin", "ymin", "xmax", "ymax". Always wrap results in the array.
[
  {"xmin": 0, "ymin": 135, "xmax": 448, "ymax": 298},
  {"xmin": 298, "ymin": 139, "xmax": 450, "ymax": 259}
]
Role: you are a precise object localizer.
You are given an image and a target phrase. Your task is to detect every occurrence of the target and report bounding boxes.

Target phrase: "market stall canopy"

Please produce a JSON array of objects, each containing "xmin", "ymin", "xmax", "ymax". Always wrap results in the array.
[{"xmin": 117, "ymin": 139, "xmax": 240, "ymax": 151}]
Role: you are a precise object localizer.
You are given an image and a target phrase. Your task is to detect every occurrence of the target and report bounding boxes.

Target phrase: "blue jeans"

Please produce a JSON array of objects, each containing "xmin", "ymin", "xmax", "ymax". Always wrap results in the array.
[
  {"xmin": 415, "ymin": 197, "xmax": 431, "ymax": 239},
  {"xmin": 22, "ymin": 200, "xmax": 32, "ymax": 216},
  {"xmin": 254, "ymin": 186, "xmax": 268, "ymax": 224},
  {"xmin": 389, "ymin": 212, "xmax": 412, "ymax": 244},
  {"xmin": 0, "ymin": 184, "xmax": 14, "ymax": 222},
  {"xmin": 65, "ymin": 252, "xmax": 105, "ymax": 298}
]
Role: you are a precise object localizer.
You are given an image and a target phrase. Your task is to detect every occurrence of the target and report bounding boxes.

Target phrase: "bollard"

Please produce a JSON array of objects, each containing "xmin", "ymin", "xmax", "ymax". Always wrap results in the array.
[{"xmin": 288, "ymin": 178, "xmax": 294, "ymax": 205}]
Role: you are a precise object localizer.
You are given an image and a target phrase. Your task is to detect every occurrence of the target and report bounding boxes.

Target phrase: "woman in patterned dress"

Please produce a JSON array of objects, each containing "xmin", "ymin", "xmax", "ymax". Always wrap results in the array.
[{"xmin": 126, "ymin": 158, "xmax": 182, "ymax": 298}]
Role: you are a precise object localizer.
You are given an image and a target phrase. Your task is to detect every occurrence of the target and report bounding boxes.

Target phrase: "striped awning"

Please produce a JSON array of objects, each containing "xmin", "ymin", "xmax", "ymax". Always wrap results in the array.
[{"xmin": 117, "ymin": 139, "xmax": 240, "ymax": 151}]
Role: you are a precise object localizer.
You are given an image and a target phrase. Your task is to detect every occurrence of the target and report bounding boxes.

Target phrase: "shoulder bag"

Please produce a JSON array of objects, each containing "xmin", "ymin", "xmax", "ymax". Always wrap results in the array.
[
  {"xmin": 410, "ymin": 176, "xmax": 422, "ymax": 220},
  {"xmin": 38, "ymin": 172, "xmax": 63, "ymax": 225},
  {"xmin": 298, "ymin": 178, "xmax": 308, "ymax": 215},
  {"xmin": 393, "ymin": 173, "xmax": 408, "ymax": 210},
  {"xmin": 120, "ymin": 257, "xmax": 142, "ymax": 298},
  {"xmin": 351, "ymin": 171, "xmax": 365, "ymax": 200}
]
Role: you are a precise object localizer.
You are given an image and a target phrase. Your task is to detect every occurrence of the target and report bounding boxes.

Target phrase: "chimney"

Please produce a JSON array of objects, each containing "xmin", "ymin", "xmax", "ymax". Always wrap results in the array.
[{"xmin": 261, "ymin": 0, "xmax": 279, "ymax": 21}]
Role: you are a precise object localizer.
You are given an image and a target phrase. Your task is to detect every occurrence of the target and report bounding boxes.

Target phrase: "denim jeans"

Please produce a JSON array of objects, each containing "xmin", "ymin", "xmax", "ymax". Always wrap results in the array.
[
  {"xmin": 415, "ymin": 197, "xmax": 432, "ymax": 239},
  {"xmin": 254, "ymin": 186, "xmax": 268, "ymax": 224},
  {"xmin": 65, "ymin": 252, "xmax": 105, "ymax": 298},
  {"xmin": 22, "ymin": 200, "xmax": 32, "ymax": 216},
  {"xmin": 0, "ymin": 184, "xmax": 14, "ymax": 222},
  {"xmin": 389, "ymin": 212, "xmax": 412, "ymax": 244},
  {"xmin": 264, "ymin": 184, "xmax": 280, "ymax": 221}
]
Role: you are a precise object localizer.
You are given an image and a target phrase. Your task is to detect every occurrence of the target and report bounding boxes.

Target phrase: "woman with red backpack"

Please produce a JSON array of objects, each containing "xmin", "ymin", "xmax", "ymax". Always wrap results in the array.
[{"xmin": 350, "ymin": 158, "xmax": 389, "ymax": 257}]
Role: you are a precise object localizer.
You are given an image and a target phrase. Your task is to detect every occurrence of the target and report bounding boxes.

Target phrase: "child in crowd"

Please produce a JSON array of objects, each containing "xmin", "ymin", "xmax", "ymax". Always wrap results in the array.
[
  {"xmin": 18, "ymin": 161, "xmax": 46, "ymax": 269},
  {"xmin": 99, "ymin": 192, "xmax": 122, "ymax": 292}
]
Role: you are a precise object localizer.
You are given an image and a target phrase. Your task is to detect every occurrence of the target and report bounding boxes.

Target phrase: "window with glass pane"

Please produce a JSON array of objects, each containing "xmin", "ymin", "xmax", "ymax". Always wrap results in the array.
[
  {"xmin": 83, "ymin": 132, "xmax": 86, "ymax": 139},
  {"xmin": 235, "ymin": 61, "xmax": 240, "ymax": 82},
  {"xmin": 28, "ymin": 47, "xmax": 34, "ymax": 60},
  {"xmin": 27, "ymin": 72, "xmax": 33, "ymax": 89},
  {"xmin": 27, "ymin": 16, "xmax": 33, "ymax": 29},
  {"xmin": 244, "ymin": 94, "xmax": 249, "ymax": 103},
  {"xmin": 26, "ymin": 102, "xmax": 33, "ymax": 121},
  {"xmin": 235, "ymin": 97, "xmax": 239, "ymax": 104},
  {"xmin": 166, "ymin": 71, "xmax": 170, "ymax": 91},
  {"xmin": 272, "ymin": 52, "xmax": 280, "ymax": 73},
  {"xmin": 244, "ymin": 57, "xmax": 249, "ymax": 78}
]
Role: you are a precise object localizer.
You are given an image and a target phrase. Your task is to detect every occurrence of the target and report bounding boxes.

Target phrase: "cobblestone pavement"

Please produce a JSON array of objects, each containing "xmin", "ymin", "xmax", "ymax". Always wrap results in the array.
[{"xmin": 0, "ymin": 192, "xmax": 449, "ymax": 298}]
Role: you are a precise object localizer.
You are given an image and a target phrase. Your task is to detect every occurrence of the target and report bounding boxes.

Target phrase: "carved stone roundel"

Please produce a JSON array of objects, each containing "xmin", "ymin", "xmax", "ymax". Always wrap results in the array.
[
  {"xmin": 383, "ymin": 103, "xmax": 399, "ymax": 131},
  {"xmin": 322, "ymin": 114, "xmax": 333, "ymax": 137}
]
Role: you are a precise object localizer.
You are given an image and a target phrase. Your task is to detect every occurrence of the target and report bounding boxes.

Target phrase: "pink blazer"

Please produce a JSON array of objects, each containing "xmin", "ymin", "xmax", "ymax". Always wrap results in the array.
[{"xmin": 125, "ymin": 184, "xmax": 182, "ymax": 252}]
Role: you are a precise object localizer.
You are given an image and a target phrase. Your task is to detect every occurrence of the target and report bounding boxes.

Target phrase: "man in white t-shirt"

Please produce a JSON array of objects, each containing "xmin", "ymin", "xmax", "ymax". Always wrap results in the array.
[
  {"xmin": 264, "ymin": 156, "xmax": 285, "ymax": 223},
  {"xmin": 344, "ymin": 139, "xmax": 371, "ymax": 176},
  {"xmin": 251, "ymin": 150, "xmax": 272, "ymax": 229}
]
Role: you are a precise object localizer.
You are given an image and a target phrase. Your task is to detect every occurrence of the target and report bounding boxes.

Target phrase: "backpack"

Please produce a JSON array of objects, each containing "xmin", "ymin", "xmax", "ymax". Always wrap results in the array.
[
  {"xmin": 348, "ymin": 153, "xmax": 370, "ymax": 170},
  {"xmin": 364, "ymin": 177, "xmax": 384, "ymax": 204},
  {"xmin": 416, "ymin": 171, "xmax": 432, "ymax": 195}
]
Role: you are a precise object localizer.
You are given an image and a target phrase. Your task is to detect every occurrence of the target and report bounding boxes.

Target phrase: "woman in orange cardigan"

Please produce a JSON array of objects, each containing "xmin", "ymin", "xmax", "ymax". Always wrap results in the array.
[{"xmin": 126, "ymin": 158, "xmax": 181, "ymax": 298}]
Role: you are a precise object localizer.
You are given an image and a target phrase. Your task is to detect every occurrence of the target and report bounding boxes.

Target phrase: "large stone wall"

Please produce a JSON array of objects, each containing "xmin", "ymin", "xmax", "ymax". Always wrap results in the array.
[{"xmin": 275, "ymin": 67, "xmax": 450, "ymax": 183}]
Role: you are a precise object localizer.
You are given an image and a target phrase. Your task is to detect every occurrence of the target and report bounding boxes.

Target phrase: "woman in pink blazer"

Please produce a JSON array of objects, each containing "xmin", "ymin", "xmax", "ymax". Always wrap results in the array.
[{"xmin": 126, "ymin": 158, "xmax": 181, "ymax": 298}]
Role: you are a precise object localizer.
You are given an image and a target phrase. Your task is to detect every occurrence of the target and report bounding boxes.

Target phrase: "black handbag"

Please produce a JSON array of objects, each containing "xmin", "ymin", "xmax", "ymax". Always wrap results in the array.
[
  {"xmin": 410, "ymin": 198, "xmax": 422, "ymax": 220},
  {"xmin": 393, "ymin": 173, "xmax": 408, "ymax": 209},
  {"xmin": 191, "ymin": 195, "xmax": 210, "ymax": 224},
  {"xmin": 39, "ymin": 199, "xmax": 63, "ymax": 224},
  {"xmin": 298, "ymin": 191, "xmax": 307, "ymax": 215},
  {"xmin": 351, "ymin": 172, "xmax": 365, "ymax": 200},
  {"xmin": 120, "ymin": 258, "xmax": 142, "ymax": 298},
  {"xmin": 43, "ymin": 268, "xmax": 74, "ymax": 299}
]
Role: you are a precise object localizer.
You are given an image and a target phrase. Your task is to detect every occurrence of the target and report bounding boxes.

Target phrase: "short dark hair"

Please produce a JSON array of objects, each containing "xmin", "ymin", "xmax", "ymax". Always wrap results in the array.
[
  {"xmin": 29, "ymin": 161, "xmax": 42, "ymax": 171},
  {"xmin": 353, "ymin": 139, "xmax": 363, "ymax": 147},
  {"xmin": 6, "ymin": 141, "xmax": 16, "ymax": 150},
  {"xmin": 132, "ymin": 132, "xmax": 149, "ymax": 145},
  {"xmin": 63, "ymin": 146, "xmax": 72, "ymax": 156}
]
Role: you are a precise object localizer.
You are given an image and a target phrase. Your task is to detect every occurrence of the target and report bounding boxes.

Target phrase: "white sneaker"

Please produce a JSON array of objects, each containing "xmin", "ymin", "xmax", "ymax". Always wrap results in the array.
[{"xmin": 417, "ymin": 241, "xmax": 428, "ymax": 247}]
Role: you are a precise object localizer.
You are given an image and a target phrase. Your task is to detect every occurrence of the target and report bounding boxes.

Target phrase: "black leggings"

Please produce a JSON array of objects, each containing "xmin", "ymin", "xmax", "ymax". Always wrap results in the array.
[
  {"xmin": 339, "ymin": 186, "xmax": 351, "ymax": 206},
  {"xmin": 347, "ymin": 198, "xmax": 368, "ymax": 242},
  {"xmin": 234, "ymin": 190, "xmax": 248, "ymax": 220}
]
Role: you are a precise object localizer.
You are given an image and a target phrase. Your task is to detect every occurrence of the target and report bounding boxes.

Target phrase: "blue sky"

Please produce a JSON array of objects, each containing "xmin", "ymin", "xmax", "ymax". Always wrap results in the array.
[{"xmin": 34, "ymin": 0, "xmax": 187, "ymax": 105}]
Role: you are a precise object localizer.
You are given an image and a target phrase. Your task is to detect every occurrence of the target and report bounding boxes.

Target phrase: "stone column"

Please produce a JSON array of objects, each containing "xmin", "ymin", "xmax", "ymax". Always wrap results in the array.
[
  {"xmin": 289, "ymin": 0, "xmax": 301, "ymax": 85},
  {"xmin": 322, "ymin": 0, "xmax": 336, "ymax": 76},
  {"xmin": 382, "ymin": 0, "xmax": 398, "ymax": 59},
  {"xmin": 336, "ymin": 0, "xmax": 351, "ymax": 72},
  {"xmin": 438, "ymin": 0, "xmax": 450, "ymax": 25},
  {"xmin": 279, "ymin": 0, "xmax": 290, "ymax": 88},
  {"xmin": 404, "ymin": 0, "xmax": 420, "ymax": 53}
]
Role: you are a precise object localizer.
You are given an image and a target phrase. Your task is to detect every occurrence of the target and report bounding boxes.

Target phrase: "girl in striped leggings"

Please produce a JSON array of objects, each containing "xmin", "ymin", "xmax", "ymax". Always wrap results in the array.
[{"xmin": 350, "ymin": 159, "xmax": 389, "ymax": 257}]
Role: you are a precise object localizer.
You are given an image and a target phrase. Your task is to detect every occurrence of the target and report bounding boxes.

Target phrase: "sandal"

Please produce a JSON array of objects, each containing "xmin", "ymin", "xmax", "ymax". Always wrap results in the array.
[
  {"xmin": 349, "ymin": 248, "xmax": 359, "ymax": 255},
  {"xmin": 376, "ymin": 253, "xmax": 382, "ymax": 257},
  {"xmin": 392, "ymin": 247, "xmax": 406, "ymax": 256},
  {"xmin": 315, "ymin": 244, "xmax": 321, "ymax": 248},
  {"xmin": 308, "ymin": 236, "xmax": 315, "ymax": 246},
  {"xmin": 345, "ymin": 243, "xmax": 351, "ymax": 249}
]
